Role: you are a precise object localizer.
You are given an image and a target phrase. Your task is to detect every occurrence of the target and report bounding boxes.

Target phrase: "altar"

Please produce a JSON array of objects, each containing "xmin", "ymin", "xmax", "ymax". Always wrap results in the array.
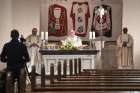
[{"xmin": 40, "ymin": 49, "xmax": 99, "ymax": 75}]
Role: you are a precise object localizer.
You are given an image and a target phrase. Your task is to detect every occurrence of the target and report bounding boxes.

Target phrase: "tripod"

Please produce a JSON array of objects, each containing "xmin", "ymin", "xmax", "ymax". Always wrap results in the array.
[{"xmin": 24, "ymin": 64, "xmax": 31, "ymax": 85}]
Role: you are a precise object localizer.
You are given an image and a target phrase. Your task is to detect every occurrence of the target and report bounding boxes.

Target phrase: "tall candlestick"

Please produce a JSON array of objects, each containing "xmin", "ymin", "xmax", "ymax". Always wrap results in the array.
[
  {"xmin": 89, "ymin": 32, "xmax": 92, "ymax": 40},
  {"xmin": 92, "ymin": 32, "xmax": 95, "ymax": 39},
  {"xmin": 45, "ymin": 32, "xmax": 48, "ymax": 40},
  {"xmin": 41, "ymin": 32, "xmax": 44, "ymax": 40}
]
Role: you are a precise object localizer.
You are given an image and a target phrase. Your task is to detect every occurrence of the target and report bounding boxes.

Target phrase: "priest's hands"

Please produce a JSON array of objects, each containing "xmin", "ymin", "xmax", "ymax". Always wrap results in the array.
[
  {"xmin": 122, "ymin": 42, "xmax": 127, "ymax": 47},
  {"xmin": 30, "ymin": 43, "xmax": 39, "ymax": 47}
]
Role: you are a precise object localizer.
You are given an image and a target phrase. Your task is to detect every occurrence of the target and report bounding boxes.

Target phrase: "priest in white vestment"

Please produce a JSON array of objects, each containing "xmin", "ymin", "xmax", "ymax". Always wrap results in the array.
[
  {"xmin": 117, "ymin": 27, "xmax": 133, "ymax": 69},
  {"xmin": 62, "ymin": 29, "xmax": 82, "ymax": 48},
  {"xmin": 26, "ymin": 28, "xmax": 41, "ymax": 73}
]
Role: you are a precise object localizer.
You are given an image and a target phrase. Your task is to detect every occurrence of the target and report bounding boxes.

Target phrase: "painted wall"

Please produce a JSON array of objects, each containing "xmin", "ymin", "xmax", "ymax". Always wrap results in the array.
[{"xmin": 0, "ymin": 0, "xmax": 140, "ymax": 69}]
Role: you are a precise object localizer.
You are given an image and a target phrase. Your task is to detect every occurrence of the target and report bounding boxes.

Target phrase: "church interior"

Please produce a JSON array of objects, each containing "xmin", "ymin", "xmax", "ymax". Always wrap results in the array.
[{"xmin": 0, "ymin": 0, "xmax": 140, "ymax": 93}]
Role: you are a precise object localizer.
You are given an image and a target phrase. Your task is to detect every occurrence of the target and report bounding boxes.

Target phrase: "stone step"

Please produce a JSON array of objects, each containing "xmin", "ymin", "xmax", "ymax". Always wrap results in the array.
[
  {"xmin": 48, "ymin": 83, "xmax": 140, "ymax": 87},
  {"xmin": 83, "ymin": 69, "xmax": 140, "ymax": 71},
  {"xmin": 64, "ymin": 75, "xmax": 140, "ymax": 78},
  {"xmin": 60, "ymin": 78, "xmax": 140, "ymax": 81},
  {"xmin": 54, "ymin": 80, "xmax": 140, "ymax": 83},
  {"xmin": 80, "ymin": 73, "xmax": 140, "ymax": 76},
  {"xmin": 82, "ymin": 70, "xmax": 140, "ymax": 74},
  {"xmin": 32, "ymin": 86, "xmax": 140, "ymax": 91}
]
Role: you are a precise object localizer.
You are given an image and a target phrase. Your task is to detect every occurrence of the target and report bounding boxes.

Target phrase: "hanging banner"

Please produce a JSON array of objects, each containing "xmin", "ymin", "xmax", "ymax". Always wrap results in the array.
[
  {"xmin": 48, "ymin": 4, "xmax": 68, "ymax": 37},
  {"xmin": 40, "ymin": 0, "xmax": 122, "ymax": 41},
  {"xmin": 70, "ymin": 2, "xmax": 90, "ymax": 37},
  {"xmin": 91, "ymin": 4, "xmax": 112, "ymax": 37}
]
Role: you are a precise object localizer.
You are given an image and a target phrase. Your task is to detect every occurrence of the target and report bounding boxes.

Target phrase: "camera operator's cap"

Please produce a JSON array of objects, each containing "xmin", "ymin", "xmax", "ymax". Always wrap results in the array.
[{"xmin": 32, "ymin": 28, "xmax": 38, "ymax": 32}]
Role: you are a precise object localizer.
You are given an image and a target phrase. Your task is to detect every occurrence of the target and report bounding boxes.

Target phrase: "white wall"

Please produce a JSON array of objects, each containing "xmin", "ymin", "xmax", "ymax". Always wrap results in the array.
[
  {"xmin": 0, "ymin": 0, "xmax": 40, "ymax": 51},
  {"xmin": 0, "ymin": 0, "xmax": 140, "ymax": 68},
  {"xmin": 0, "ymin": 0, "xmax": 40, "ymax": 70},
  {"xmin": 12, "ymin": 0, "xmax": 40, "ymax": 37},
  {"xmin": 0, "ymin": 0, "xmax": 12, "ymax": 52},
  {"xmin": 123, "ymin": 0, "xmax": 140, "ymax": 68},
  {"xmin": 0, "ymin": 0, "xmax": 12, "ymax": 69}
]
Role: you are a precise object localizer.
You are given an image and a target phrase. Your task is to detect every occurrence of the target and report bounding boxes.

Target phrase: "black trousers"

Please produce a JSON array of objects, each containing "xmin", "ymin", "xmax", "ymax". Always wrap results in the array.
[{"xmin": 7, "ymin": 68, "xmax": 22, "ymax": 93}]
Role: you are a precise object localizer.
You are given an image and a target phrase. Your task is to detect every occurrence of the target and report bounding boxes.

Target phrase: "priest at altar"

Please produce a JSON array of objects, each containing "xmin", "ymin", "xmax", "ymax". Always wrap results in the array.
[{"xmin": 61, "ymin": 29, "xmax": 82, "ymax": 49}]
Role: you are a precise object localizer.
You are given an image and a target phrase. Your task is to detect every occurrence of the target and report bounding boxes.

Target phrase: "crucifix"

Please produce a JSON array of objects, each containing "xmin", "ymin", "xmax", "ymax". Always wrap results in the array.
[{"xmin": 99, "ymin": 5, "xmax": 105, "ymax": 50}]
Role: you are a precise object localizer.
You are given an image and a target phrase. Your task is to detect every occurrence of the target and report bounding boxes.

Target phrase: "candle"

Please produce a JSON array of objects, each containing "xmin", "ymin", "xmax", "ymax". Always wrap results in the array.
[
  {"xmin": 92, "ymin": 32, "xmax": 95, "ymax": 39},
  {"xmin": 41, "ymin": 32, "xmax": 44, "ymax": 40},
  {"xmin": 45, "ymin": 32, "xmax": 48, "ymax": 40},
  {"xmin": 89, "ymin": 32, "xmax": 92, "ymax": 40}
]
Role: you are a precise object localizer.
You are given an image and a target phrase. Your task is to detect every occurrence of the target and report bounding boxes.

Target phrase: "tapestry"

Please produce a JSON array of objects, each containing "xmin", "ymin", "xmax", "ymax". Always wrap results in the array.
[
  {"xmin": 40, "ymin": 0, "xmax": 122, "ymax": 41},
  {"xmin": 48, "ymin": 4, "xmax": 67, "ymax": 37},
  {"xmin": 91, "ymin": 4, "xmax": 112, "ymax": 37},
  {"xmin": 70, "ymin": 2, "xmax": 90, "ymax": 37}
]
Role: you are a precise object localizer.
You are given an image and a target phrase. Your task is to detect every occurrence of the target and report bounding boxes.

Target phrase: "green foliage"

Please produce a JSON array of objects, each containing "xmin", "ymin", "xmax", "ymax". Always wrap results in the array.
[{"xmin": 60, "ymin": 41, "xmax": 78, "ymax": 50}]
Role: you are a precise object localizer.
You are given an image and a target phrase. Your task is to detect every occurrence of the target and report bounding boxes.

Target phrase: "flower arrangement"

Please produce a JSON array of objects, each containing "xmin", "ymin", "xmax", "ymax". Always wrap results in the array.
[{"xmin": 60, "ymin": 41, "xmax": 78, "ymax": 50}]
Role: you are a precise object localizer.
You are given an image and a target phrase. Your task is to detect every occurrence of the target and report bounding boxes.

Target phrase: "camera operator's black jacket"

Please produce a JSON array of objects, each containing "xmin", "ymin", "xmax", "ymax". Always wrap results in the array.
[{"xmin": 0, "ymin": 39, "xmax": 30, "ymax": 70}]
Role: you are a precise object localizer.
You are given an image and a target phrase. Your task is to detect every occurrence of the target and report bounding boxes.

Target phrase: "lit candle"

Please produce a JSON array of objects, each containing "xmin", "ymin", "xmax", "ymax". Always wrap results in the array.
[
  {"xmin": 92, "ymin": 32, "xmax": 95, "ymax": 39},
  {"xmin": 89, "ymin": 32, "xmax": 92, "ymax": 40},
  {"xmin": 41, "ymin": 32, "xmax": 44, "ymax": 40},
  {"xmin": 45, "ymin": 32, "xmax": 48, "ymax": 40}
]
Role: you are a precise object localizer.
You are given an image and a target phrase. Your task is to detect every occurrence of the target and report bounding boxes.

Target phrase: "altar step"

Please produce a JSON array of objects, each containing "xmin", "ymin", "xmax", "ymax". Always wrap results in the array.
[
  {"xmin": 33, "ymin": 86, "xmax": 140, "ymax": 91},
  {"xmin": 63, "ymin": 75, "xmax": 140, "ymax": 78},
  {"xmin": 83, "ymin": 69, "xmax": 140, "ymax": 73},
  {"xmin": 59, "ymin": 78, "xmax": 140, "ymax": 81},
  {"xmin": 32, "ymin": 69, "xmax": 140, "ymax": 91},
  {"xmin": 79, "ymin": 69, "xmax": 140, "ymax": 76}
]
